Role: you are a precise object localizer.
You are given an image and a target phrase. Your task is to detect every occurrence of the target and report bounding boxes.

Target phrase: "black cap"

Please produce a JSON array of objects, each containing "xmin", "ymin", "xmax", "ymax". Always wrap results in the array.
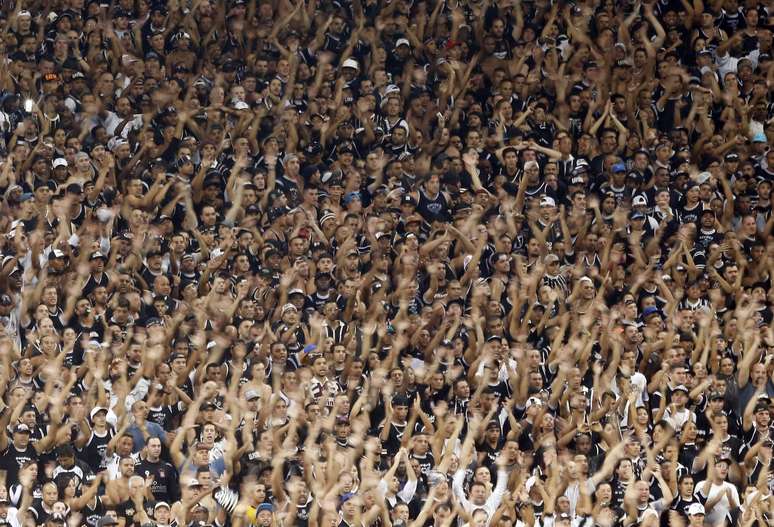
[{"xmin": 268, "ymin": 207, "xmax": 290, "ymax": 223}]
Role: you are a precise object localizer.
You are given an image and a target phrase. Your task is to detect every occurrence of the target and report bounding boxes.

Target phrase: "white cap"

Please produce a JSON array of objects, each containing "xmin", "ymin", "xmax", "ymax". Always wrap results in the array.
[
  {"xmin": 53, "ymin": 158, "xmax": 68, "ymax": 168},
  {"xmin": 395, "ymin": 38, "xmax": 411, "ymax": 48},
  {"xmin": 632, "ymin": 195, "xmax": 647, "ymax": 206},
  {"xmin": 89, "ymin": 406, "xmax": 108, "ymax": 420},
  {"xmin": 383, "ymin": 84, "xmax": 401, "ymax": 96},
  {"xmin": 341, "ymin": 58, "xmax": 360, "ymax": 71},
  {"xmin": 696, "ymin": 171, "xmax": 712, "ymax": 184},
  {"xmin": 539, "ymin": 196, "xmax": 556, "ymax": 208},
  {"xmin": 233, "ymin": 101, "xmax": 250, "ymax": 110},
  {"xmin": 687, "ymin": 503, "xmax": 705, "ymax": 516},
  {"xmin": 107, "ymin": 137, "xmax": 127, "ymax": 152},
  {"xmin": 525, "ymin": 396, "xmax": 543, "ymax": 409}
]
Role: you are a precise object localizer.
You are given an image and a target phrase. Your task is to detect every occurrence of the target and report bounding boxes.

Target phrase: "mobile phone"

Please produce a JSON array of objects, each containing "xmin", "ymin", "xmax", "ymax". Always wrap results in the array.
[{"xmin": 24, "ymin": 99, "xmax": 33, "ymax": 113}]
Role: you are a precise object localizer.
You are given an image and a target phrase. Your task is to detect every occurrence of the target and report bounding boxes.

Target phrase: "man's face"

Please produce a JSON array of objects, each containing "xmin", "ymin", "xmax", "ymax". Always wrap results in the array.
[
  {"xmin": 13, "ymin": 430, "xmax": 30, "ymax": 447},
  {"xmin": 470, "ymin": 484, "xmax": 486, "ymax": 505},
  {"xmin": 198, "ymin": 470, "xmax": 212, "ymax": 489},
  {"xmin": 58, "ymin": 455, "xmax": 75, "ymax": 469},
  {"xmin": 147, "ymin": 439, "xmax": 162, "ymax": 460},
  {"xmin": 120, "ymin": 458, "xmax": 135, "ymax": 477}
]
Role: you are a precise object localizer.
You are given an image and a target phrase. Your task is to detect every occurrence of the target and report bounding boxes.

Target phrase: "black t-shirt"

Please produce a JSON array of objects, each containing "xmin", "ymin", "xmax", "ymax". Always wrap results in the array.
[
  {"xmin": 0, "ymin": 443, "xmax": 38, "ymax": 485},
  {"xmin": 667, "ymin": 495, "xmax": 707, "ymax": 527},
  {"xmin": 80, "ymin": 428, "xmax": 114, "ymax": 472},
  {"xmin": 147, "ymin": 404, "xmax": 183, "ymax": 431},
  {"xmin": 83, "ymin": 496, "xmax": 107, "ymax": 527},
  {"xmin": 117, "ymin": 497, "xmax": 148, "ymax": 527},
  {"xmin": 29, "ymin": 499, "xmax": 52, "ymax": 525},
  {"xmin": 135, "ymin": 459, "xmax": 179, "ymax": 503},
  {"xmin": 678, "ymin": 202, "xmax": 702, "ymax": 225},
  {"xmin": 409, "ymin": 451, "xmax": 435, "ymax": 476}
]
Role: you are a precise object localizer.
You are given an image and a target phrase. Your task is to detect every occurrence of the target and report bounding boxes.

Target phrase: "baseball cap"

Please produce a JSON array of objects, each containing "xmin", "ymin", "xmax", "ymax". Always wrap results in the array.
[
  {"xmin": 13, "ymin": 423, "xmax": 30, "ymax": 434},
  {"xmin": 632, "ymin": 195, "xmax": 647, "ymax": 206},
  {"xmin": 341, "ymin": 58, "xmax": 359, "ymax": 70},
  {"xmin": 89, "ymin": 407, "xmax": 109, "ymax": 420},
  {"xmin": 401, "ymin": 195, "xmax": 417, "ymax": 206},
  {"xmin": 525, "ymin": 396, "xmax": 543, "ymax": 409},
  {"xmin": 96, "ymin": 516, "xmax": 118, "ymax": 527},
  {"xmin": 612, "ymin": 163, "xmax": 626, "ymax": 173},
  {"xmin": 342, "ymin": 191, "xmax": 361, "ymax": 205},
  {"xmin": 268, "ymin": 207, "xmax": 289, "ymax": 223},
  {"xmin": 539, "ymin": 196, "xmax": 556, "ymax": 207},
  {"xmin": 687, "ymin": 503, "xmax": 705, "ymax": 516}
]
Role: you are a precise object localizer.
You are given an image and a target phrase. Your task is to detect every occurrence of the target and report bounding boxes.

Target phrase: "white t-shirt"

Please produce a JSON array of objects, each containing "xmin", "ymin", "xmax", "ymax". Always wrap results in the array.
[{"xmin": 697, "ymin": 480, "xmax": 739, "ymax": 525}]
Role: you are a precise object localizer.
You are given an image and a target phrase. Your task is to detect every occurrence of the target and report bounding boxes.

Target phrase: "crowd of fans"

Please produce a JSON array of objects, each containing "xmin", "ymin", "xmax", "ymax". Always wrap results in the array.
[{"xmin": 0, "ymin": 0, "xmax": 773, "ymax": 526}]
